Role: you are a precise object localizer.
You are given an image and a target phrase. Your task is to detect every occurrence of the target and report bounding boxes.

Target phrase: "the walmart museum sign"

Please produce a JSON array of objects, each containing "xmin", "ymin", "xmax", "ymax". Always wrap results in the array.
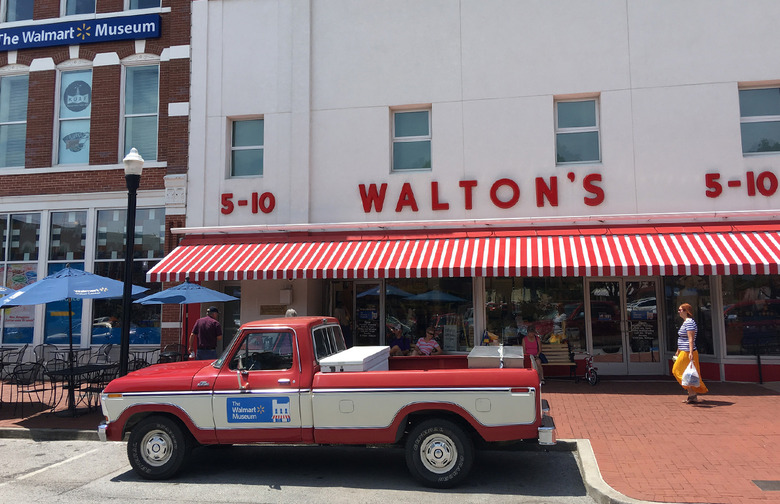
[{"xmin": 0, "ymin": 14, "xmax": 160, "ymax": 51}]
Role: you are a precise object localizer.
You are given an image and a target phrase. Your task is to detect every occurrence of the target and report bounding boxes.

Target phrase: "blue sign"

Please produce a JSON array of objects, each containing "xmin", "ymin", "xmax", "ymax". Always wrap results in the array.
[
  {"xmin": 0, "ymin": 14, "xmax": 160, "ymax": 51},
  {"xmin": 227, "ymin": 397, "xmax": 292, "ymax": 424}
]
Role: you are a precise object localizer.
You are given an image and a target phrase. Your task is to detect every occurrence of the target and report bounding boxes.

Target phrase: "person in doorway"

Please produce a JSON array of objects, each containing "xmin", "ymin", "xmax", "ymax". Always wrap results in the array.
[
  {"xmin": 672, "ymin": 303, "xmax": 708, "ymax": 403},
  {"xmin": 188, "ymin": 306, "xmax": 222, "ymax": 360},
  {"xmin": 522, "ymin": 324, "xmax": 545, "ymax": 384},
  {"xmin": 412, "ymin": 327, "xmax": 442, "ymax": 356},
  {"xmin": 388, "ymin": 323, "xmax": 410, "ymax": 356}
]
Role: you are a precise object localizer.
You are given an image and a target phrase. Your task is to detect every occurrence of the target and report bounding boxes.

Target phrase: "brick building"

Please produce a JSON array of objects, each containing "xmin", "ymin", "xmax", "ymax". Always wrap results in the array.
[{"xmin": 0, "ymin": 0, "xmax": 190, "ymax": 357}]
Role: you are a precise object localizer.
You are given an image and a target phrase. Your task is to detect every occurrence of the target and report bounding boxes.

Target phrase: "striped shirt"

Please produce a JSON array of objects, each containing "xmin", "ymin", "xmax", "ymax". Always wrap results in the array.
[
  {"xmin": 415, "ymin": 337, "xmax": 440, "ymax": 355},
  {"xmin": 677, "ymin": 318, "xmax": 697, "ymax": 352}
]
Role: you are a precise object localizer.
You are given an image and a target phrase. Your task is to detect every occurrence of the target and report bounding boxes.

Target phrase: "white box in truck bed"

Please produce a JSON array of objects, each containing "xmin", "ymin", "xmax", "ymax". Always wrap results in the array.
[{"xmin": 318, "ymin": 345, "xmax": 390, "ymax": 372}]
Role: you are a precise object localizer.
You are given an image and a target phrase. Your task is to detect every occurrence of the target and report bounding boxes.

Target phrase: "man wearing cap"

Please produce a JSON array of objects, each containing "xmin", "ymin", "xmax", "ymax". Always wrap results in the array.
[{"xmin": 188, "ymin": 306, "xmax": 222, "ymax": 360}]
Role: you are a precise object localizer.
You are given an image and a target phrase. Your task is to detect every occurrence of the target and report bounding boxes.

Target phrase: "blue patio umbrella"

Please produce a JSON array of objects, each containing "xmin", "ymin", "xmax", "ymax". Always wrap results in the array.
[
  {"xmin": 0, "ymin": 267, "xmax": 148, "ymax": 415},
  {"xmin": 356, "ymin": 285, "xmax": 413, "ymax": 298},
  {"xmin": 134, "ymin": 279, "xmax": 238, "ymax": 351},
  {"xmin": 405, "ymin": 290, "xmax": 466, "ymax": 302}
]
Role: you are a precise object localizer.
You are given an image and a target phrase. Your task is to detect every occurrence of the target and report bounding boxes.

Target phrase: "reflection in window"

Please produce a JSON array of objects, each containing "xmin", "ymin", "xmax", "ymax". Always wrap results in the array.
[
  {"xmin": 124, "ymin": 65, "xmax": 159, "ymax": 161},
  {"xmin": 9, "ymin": 213, "xmax": 39, "ymax": 261},
  {"xmin": 44, "ymin": 262, "xmax": 84, "ymax": 345},
  {"xmin": 66, "ymin": 0, "xmax": 95, "ymax": 15},
  {"xmin": 739, "ymin": 88, "xmax": 780, "ymax": 154},
  {"xmin": 49, "ymin": 211, "xmax": 86, "ymax": 261},
  {"xmin": 721, "ymin": 274, "xmax": 780, "ymax": 356},
  {"xmin": 96, "ymin": 208, "xmax": 165, "ymax": 260},
  {"xmin": 4, "ymin": 0, "xmax": 33, "ymax": 22},
  {"xmin": 129, "ymin": 0, "xmax": 160, "ymax": 9},
  {"xmin": 485, "ymin": 277, "xmax": 585, "ymax": 352},
  {"xmin": 662, "ymin": 276, "xmax": 713, "ymax": 355},
  {"xmin": 0, "ymin": 74, "xmax": 28, "ymax": 168},
  {"xmin": 58, "ymin": 69, "xmax": 92, "ymax": 164}
]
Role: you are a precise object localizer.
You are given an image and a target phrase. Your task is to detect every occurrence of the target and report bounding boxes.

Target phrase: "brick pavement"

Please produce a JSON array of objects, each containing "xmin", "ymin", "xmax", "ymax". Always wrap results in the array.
[
  {"xmin": 545, "ymin": 378, "xmax": 780, "ymax": 504},
  {"xmin": 1, "ymin": 374, "xmax": 779, "ymax": 503}
]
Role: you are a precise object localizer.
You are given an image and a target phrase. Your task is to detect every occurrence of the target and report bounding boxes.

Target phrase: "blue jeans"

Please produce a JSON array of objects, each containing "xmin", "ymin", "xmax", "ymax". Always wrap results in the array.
[{"xmin": 197, "ymin": 349, "xmax": 217, "ymax": 360}]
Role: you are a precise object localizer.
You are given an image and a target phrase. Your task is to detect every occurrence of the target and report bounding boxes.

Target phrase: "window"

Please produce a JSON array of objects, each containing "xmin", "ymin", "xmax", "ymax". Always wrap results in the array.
[
  {"xmin": 58, "ymin": 69, "xmax": 91, "ymax": 164},
  {"xmin": 392, "ymin": 110, "xmax": 431, "ymax": 171},
  {"xmin": 231, "ymin": 119, "xmax": 264, "ymax": 177},
  {"xmin": 739, "ymin": 88, "xmax": 780, "ymax": 154},
  {"xmin": 124, "ymin": 65, "xmax": 159, "ymax": 161},
  {"xmin": 43, "ymin": 212, "xmax": 87, "ymax": 345},
  {"xmin": 129, "ymin": 0, "xmax": 160, "ymax": 9},
  {"xmin": 66, "ymin": 0, "xmax": 95, "ymax": 15},
  {"xmin": 312, "ymin": 325, "xmax": 346, "ymax": 361},
  {"xmin": 0, "ymin": 74, "xmax": 28, "ymax": 168},
  {"xmin": 92, "ymin": 207, "xmax": 165, "ymax": 346},
  {"xmin": 555, "ymin": 99, "xmax": 600, "ymax": 164},
  {"xmin": 722, "ymin": 275, "xmax": 780, "ymax": 356},
  {"xmin": 228, "ymin": 331, "xmax": 294, "ymax": 371},
  {"xmin": 0, "ymin": 213, "xmax": 40, "ymax": 345},
  {"xmin": 662, "ymin": 276, "xmax": 713, "ymax": 356},
  {"xmin": 4, "ymin": 0, "xmax": 33, "ymax": 22}
]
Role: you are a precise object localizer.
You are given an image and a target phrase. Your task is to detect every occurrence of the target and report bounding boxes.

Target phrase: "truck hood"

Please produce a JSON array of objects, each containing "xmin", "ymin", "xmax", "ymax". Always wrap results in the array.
[{"xmin": 103, "ymin": 360, "xmax": 217, "ymax": 393}]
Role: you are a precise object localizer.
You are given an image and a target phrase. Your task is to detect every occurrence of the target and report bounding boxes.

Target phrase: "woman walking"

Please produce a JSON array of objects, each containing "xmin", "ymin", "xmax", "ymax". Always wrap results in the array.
[{"xmin": 673, "ymin": 303, "xmax": 708, "ymax": 403}]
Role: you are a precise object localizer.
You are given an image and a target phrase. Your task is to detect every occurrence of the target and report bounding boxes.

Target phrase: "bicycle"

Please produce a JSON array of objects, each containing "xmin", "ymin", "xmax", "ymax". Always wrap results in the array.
[{"xmin": 575, "ymin": 352, "xmax": 599, "ymax": 386}]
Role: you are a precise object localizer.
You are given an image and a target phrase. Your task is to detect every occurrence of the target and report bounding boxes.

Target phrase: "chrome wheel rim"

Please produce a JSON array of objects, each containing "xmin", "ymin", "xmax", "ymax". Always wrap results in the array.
[
  {"xmin": 140, "ymin": 429, "xmax": 172, "ymax": 467},
  {"xmin": 419, "ymin": 433, "xmax": 457, "ymax": 474}
]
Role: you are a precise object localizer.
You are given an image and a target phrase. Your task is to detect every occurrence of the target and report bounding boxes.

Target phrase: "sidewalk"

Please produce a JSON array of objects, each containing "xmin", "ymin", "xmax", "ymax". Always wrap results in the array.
[{"xmin": 1, "ymin": 378, "xmax": 779, "ymax": 503}]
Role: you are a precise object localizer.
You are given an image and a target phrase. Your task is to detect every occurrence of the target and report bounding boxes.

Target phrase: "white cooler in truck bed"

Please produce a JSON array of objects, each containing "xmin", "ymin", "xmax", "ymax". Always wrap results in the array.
[
  {"xmin": 468, "ymin": 345, "xmax": 524, "ymax": 368},
  {"xmin": 318, "ymin": 346, "xmax": 390, "ymax": 372}
]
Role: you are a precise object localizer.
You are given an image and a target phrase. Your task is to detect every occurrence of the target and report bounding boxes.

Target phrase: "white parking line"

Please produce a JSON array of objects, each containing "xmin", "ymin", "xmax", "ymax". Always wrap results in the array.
[{"xmin": 0, "ymin": 449, "xmax": 99, "ymax": 487}]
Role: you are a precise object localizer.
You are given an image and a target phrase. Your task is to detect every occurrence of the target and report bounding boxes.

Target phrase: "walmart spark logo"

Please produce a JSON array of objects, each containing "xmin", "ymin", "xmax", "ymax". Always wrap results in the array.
[{"xmin": 75, "ymin": 23, "xmax": 90, "ymax": 41}]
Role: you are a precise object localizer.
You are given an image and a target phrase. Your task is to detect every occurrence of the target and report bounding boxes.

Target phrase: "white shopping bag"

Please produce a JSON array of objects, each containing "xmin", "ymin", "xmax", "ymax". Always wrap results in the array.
[{"xmin": 681, "ymin": 360, "xmax": 700, "ymax": 388}]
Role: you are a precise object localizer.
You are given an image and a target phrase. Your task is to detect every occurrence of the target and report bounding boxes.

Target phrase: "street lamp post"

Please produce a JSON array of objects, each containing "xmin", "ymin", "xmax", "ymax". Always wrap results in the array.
[{"xmin": 120, "ymin": 148, "xmax": 144, "ymax": 376}]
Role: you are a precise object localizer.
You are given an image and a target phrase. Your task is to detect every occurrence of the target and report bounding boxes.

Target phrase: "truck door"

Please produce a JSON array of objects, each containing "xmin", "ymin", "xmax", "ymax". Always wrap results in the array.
[{"xmin": 212, "ymin": 329, "xmax": 302, "ymax": 443}]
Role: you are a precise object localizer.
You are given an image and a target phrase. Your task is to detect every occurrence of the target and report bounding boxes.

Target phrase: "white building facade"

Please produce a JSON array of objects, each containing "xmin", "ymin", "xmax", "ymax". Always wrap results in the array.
[{"xmin": 159, "ymin": 0, "xmax": 780, "ymax": 381}]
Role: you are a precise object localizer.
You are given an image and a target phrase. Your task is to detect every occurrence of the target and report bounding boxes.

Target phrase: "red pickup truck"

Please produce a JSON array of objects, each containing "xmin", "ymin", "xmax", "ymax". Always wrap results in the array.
[{"xmin": 99, "ymin": 316, "xmax": 555, "ymax": 488}]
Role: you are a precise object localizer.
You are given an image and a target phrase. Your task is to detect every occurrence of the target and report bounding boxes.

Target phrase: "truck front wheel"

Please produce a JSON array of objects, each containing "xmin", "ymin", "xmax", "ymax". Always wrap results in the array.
[
  {"xmin": 127, "ymin": 416, "xmax": 192, "ymax": 480},
  {"xmin": 405, "ymin": 419, "xmax": 474, "ymax": 488}
]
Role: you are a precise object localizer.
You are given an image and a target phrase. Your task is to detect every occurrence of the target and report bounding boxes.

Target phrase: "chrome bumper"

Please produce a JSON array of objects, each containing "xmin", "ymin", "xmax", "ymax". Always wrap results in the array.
[
  {"xmin": 97, "ymin": 422, "xmax": 108, "ymax": 442},
  {"xmin": 538, "ymin": 399, "xmax": 556, "ymax": 445}
]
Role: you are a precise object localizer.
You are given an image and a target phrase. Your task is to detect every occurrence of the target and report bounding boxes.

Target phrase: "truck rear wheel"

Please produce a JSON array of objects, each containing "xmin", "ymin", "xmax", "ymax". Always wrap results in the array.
[
  {"xmin": 127, "ymin": 416, "xmax": 191, "ymax": 480},
  {"xmin": 405, "ymin": 418, "xmax": 474, "ymax": 488}
]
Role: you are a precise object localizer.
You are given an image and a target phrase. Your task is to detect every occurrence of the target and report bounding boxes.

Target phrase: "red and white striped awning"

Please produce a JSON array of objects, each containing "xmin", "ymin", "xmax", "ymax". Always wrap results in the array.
[{"xmin": 147, "ymin": 224, "xmax": 780, "ymax": 282}]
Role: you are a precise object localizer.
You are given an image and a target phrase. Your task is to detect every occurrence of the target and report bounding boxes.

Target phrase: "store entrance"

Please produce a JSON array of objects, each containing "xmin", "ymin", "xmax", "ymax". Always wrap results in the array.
[{"xmin": 586, "ymin": 278, "xmax": 664, "ymax": 375}]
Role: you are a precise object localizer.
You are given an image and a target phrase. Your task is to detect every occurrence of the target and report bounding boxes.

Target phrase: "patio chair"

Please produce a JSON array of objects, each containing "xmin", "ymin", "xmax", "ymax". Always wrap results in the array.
[
  {"xmin": 33, "ymin": 344, "xmax": 59, "ymax": 365},
  {"xmin": 88, "ymin": 344, "xmax": 114, "ymax": 364},
  {"xmin": 0, "ymin": 344, "xmax": 29, "ymax": 379},
  {"xmin": 82, "ymin": 363, "xmax": 119, "ymax": 411},
  {"xmin": 159, "ymin": 344, "xmax": 187, "ymax": 363},
  {"xmin": 43, "ymin": 358, "xmax": 71, "ymax": 411},
  {"xmin": 9, "ymin": 362, "xmax": 47, "ymax": 417}
]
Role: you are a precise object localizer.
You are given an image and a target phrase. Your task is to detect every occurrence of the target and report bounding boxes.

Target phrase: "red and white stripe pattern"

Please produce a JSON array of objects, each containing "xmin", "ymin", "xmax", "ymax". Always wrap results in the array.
[{"xmin": 147, "ymin": 225, "xmax": 780, "ymax": 282}]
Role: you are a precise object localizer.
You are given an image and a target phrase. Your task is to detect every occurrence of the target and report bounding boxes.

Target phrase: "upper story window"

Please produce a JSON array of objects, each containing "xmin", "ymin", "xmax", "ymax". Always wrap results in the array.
[
  {"xmin": 392, "ymin": 109, "xmax": 431, "ymax": 171},
  {"xmin": 124, "ymin": 64, "xmax": 159, "ymax": 161},
  {"xmin": 555, "ymin": 98, "xmax": 601, "ymax": 164},
  {"xmin": 3, "ymin": 0, "xmax": 33, "ymax": 22},
  {"xmin": 0, "ymin": 74, "xmax": 28, "ymax": 168},
  {"xmin": 230, "ymin": 118, "xmax": 264, "ymax": 177},
  {"xmin": 739, "ymin": 87, "xmax": 780, "ymax": 154},
  {"xmin": 57, "ymin": 68, "xmax": 91, "ymax": 165},
  {"xmin": 129, "ymin": 0, "xmax": 160, "ymax": 9},
  {"xmin": 65, "ymin": 0, "xmax": 95, "ymax": 15}
]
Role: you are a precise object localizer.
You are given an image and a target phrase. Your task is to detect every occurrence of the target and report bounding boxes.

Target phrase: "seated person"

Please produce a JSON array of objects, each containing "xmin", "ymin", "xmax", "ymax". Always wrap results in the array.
[
  {"xmin": 388, "ymin": 324, "xmax": 410, "ymax": 356},
  {"xmin": 411, "ymin": 327, "xmax": 442, "ymax": 356}
]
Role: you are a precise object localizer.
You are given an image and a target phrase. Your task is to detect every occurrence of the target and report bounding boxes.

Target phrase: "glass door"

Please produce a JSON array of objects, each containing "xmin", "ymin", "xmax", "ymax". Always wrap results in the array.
[
  {"xmin": 587, "ymin": 278, "xmax": 663, "ymax": 375},
  {"xmin": 353, "ymin": 282, "xmax": 382, "ymax": 346}
]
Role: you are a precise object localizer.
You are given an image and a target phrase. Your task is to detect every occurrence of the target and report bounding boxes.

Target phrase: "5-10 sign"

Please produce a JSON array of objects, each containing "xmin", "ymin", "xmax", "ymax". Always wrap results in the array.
[
  {"xmin": 705, "ymin": 170, "xmax": 779, "ymax": 198},
  {"xmin": 221, "ymin": 192, "xmax": 276, "ymax": 214}
]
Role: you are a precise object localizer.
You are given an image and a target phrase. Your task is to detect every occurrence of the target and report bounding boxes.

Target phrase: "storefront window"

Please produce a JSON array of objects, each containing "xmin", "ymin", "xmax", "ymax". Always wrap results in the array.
[
  {"xmin": 9, "ymin": 213, "xmax": 39, "ymax": 261},
  {"xmin": 92, "ymin": 207, "xmax": 164, "ymax": 345},
  {"xmin": 44, "ymin": 262, "xmax": 84, "ymax": 345},
  {"xmin": 49, "ymin": 211, "xmax": 86, "ymax": 261},
  {"xmin": 722, "ymin": 274, "xmax": 780, "ymax": 356},
  {"xmin": 485, "ymin": 277, "xmax": 585, "ymax": 351},
  {"xmin": 375, "ymin": 279, "xmax": 473, "ymax": 352},
  {"xmin": 3, "ymin": 263, "xmax": 36, "ymax": 344},
  {"xmin": 663, "ymin": 276, "xmax": 713, "ymax": 355}
]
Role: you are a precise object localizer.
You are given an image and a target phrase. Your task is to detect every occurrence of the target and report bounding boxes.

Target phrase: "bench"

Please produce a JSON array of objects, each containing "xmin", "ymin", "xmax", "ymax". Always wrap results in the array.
[{"xmin": 540, "ymin": 342, "xmax": 576, "ymax": 379}]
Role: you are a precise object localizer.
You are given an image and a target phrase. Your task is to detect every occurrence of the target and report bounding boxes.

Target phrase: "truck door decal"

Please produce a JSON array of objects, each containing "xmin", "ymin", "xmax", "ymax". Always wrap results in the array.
[{"xmin": 227, "ymin": 397, "xmax": 292, "ymax": 423}]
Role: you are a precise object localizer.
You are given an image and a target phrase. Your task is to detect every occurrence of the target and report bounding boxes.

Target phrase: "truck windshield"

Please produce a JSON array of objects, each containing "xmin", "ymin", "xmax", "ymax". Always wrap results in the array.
[{"xmin": 312, "ymin": 325, "xmax": 346, "ymax": 361}]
